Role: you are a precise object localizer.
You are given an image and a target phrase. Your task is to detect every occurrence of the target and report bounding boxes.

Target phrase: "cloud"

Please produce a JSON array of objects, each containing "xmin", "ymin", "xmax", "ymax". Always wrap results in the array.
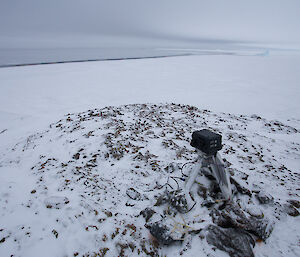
[{"xmin": 0, "ymin": 0, "xmax": 299, "ymax": 47}]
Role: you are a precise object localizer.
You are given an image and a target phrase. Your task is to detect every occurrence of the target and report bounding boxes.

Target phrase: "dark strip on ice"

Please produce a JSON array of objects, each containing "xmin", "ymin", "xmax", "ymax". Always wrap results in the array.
[{"xmin": 0, "ymin": 54, "xmax": 191, "ymax": 69}]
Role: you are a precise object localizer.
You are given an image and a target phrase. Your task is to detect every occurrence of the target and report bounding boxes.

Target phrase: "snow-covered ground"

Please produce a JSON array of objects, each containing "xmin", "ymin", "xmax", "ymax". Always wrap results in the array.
[
  {"xmin": 0, "ymin": 53, "xmax": 300, "ymax": 256},
  {"xmin": 1, "ymin": 53, "xmax": 300, "ymax": 146}
]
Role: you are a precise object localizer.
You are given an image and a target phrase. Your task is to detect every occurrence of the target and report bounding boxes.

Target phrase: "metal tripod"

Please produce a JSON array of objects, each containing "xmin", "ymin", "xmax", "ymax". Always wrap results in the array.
[{"xmin": 184, "ymin": 150, "xmax": 232, "ymax": 208}]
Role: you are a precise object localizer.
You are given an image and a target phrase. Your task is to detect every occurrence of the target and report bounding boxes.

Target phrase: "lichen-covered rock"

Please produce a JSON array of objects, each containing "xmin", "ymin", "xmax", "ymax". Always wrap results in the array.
[
  {"xmin": 211, "ymin": 203, "xmax": 273, "ymax": 241},
  {"xmin": 206, "ymin": 225, "xmax": 255, "ymax": 257}
]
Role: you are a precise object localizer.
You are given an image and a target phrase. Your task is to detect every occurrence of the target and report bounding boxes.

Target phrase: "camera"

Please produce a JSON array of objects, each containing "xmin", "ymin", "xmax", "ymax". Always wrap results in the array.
[{"xmin": 190, "ymin": 129, "xmax": 222, "ymax": 155}]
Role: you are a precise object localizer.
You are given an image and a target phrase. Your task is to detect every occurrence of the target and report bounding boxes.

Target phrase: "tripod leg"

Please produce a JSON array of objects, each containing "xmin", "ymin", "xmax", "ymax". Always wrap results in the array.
[
  {"xmin": 185, "ymin": 159, "xmax": 202, "ymax": 208},
  {"xmin": 211, "ymin": 153, "xmax": 232, "ymax": 200}
]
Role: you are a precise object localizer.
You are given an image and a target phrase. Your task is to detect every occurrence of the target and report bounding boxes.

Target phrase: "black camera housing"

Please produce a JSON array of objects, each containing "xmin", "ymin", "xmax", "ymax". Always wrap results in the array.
[{"xmin": 190, "ymin": 129, "xmax": 222, "ymax": 155}]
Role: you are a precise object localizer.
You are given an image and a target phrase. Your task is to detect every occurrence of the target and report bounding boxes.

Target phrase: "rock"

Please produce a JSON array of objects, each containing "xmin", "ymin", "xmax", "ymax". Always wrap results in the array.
[
  {"xmin": 283, "ymin": 203, "xmax": 300, "ymax": 217},
  {"xmin": 140, "ymin": 208, "xmax": 155, "ymax": 222},
  {"xmin": 255, "ymin": 192, "xmax": 274, "ymax": 204},
  {"xmin": 146, "ymin": 222, "xmax": 176, "ymax": 245},
  {"xmin": 168, "ymin": 190, "xmax": 188, "ymax": 213},
  {"xmin": 154, "ymin": 193, "xmax": 169, "ymax": 206},
  {"xmin": 211, "ymin": 203, "xmax": 273, "ymax": 241},
  {"xmin": 245, "ymin": 204, "xmax": 264, "ymax": 219},
  {"xmin": 206, "ymin": 225, "xmax": 255, "ymax": 257},
  {"xmin": 52, "ymin": 229, "xmax": 59, "ymax": 238},
  {"xmin": 126, "ymin": 188, "xmax": 141, "ymax": 200},
  {"xmin": 154, "ymin": 190, "xmax": 188, "ymax": 213},
  {"xmin": 73, "ymin": 153, "xmax": 80, "ymax": 160},
  {"xmin": 164, "ymin": 162, "xmax": 179, "ymax": 173},
  {"xmin": 230, "ymin": 177, "xmax": 252, "ymax": 197},
  {"xmin": 250, "ymin": 218, "xmax": 273, "ymax": 241},
  {"xmin": 44, "ymin": 196, "xmax": 69, "ymax": 209},
  {"xmin": 201, "ymin": 200, "xmax": 215, "ymax": 208},
  {"xmin": 104, "ymin": 211, "xmax": 113, "ymax": 217},
  {"xmin": 287, "ymin": 199, "xmax": 300, "ymax": 209}
]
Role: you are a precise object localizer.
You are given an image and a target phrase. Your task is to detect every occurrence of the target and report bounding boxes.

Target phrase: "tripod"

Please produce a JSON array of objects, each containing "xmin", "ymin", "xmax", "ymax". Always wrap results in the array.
[{"xmin": 184, "ymin": 150, "xmax": 232, "ymax": 208}]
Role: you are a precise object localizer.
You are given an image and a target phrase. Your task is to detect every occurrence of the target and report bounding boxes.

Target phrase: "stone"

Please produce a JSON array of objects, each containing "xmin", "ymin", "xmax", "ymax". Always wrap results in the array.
[
  {"xmin": 73, "ymin": 153, "xmax": 80, "ymax": 160},
  {"xmin": 206, "ymin": 225, "xmax": 255, "ymax": 257},
  {"xmin": 44, "ymin": 196, "xmax": 70, "ymax": 209},
  {"xmin": 287, "ymin": 199, "xmax": 300, "ymax": 209},
  {"xmin": 230, "ymin": 177, "xmax": 252, "ymax": 197},
  {"xmin": 126, "ymin": 188, "xmax": 141, "ymax": 200},
  {"xmin": 255, "ymin": 192, "xmax": 274, "ymax": 205},
  {"xmin": 140, "ymin": 208, "xmax": 155, "ymax": 222},
  {"xmin": 154, "ymin": 190, "xmax": 188, "ymax": 213},
  {"xmin": 168, "ymin": 190, "xmax": 188, "ymax": 213},
  {"xmin": 154, "ymin": 193, "xmax": 169, "ymax": 206},
  {"xmin": 201, "ymin": 200, "xmax": 215, "ymax": 208},
  {"xmin": 283, "ymin": 203, "xmax": 300, "ymax": 217},
  {"xmin": 146, "ymin": 222, "xmax": 176, "ymax": 245}
]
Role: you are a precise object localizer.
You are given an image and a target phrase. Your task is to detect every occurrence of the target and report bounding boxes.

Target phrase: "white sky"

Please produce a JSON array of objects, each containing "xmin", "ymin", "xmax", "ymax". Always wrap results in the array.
[{"xmin": 0, "ymin": 0, "xmax": 300, "ymax": 47}]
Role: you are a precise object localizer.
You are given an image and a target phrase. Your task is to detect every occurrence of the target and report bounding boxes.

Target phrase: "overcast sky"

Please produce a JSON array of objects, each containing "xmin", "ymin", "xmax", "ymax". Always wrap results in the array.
[{"xmin": 1, "ymin": 0, "xmax": 300, "ymax": 48}]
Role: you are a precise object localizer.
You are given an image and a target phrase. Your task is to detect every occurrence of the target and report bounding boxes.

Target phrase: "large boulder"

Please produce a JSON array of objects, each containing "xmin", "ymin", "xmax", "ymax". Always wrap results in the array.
[
  {"xmin": 206, "ymin": 225, "xmax": 255, "ymax": 257},
  {"xmin": 211, "ymin": 203, "xmax": 273, "ymax": 241}
]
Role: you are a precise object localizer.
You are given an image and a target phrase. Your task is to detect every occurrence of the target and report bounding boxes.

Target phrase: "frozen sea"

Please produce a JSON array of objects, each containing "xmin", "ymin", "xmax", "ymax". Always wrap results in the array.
[{"xmin": 0, "ymin": 41, "xmax": 286, "ymax": 67}]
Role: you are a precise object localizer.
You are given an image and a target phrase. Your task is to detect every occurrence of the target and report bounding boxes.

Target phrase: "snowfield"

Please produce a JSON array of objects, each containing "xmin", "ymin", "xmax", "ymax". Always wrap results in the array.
[{"xmin": 0, "ymin": 54, "xmax": 300, "ymax": 257}]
